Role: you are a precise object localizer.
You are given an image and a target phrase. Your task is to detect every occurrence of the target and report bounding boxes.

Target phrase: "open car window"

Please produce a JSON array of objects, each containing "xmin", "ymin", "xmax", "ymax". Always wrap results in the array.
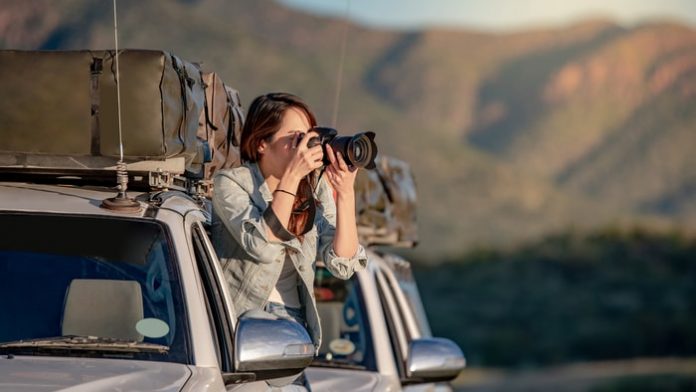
[
  {"xmin": 0, "ymin": 212, "xmax": 191, "ymax": 364},
  {"xmin": 313, "ymin": 266, "xmax": 377, "ymax": 371}
]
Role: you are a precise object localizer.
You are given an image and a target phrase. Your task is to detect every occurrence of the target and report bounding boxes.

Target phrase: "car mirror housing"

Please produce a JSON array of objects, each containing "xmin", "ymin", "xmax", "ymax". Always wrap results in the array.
[
  {"xmin": 405, "ymin": 338, "xmax": 466, "ymax": 383},
  {"xmin": 234, "ymin": 310, "xmax": 315, "ymax": 380}
]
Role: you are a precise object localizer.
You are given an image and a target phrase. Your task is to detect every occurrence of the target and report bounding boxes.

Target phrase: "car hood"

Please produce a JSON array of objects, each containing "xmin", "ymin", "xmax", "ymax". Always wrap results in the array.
[
  {"xmin": 305, "ymin": 367, "xmax": 387, "ymax": 392},
  {"xmin": 0, "ymin": 355, "xmax": 191, "ymax": 391}
]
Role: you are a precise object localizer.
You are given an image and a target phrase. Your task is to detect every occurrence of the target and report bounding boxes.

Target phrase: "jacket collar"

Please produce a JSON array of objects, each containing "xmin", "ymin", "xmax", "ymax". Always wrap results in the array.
[{"xmin": 248, "ymin": 161, "xmax": 273, "ymax": 204}]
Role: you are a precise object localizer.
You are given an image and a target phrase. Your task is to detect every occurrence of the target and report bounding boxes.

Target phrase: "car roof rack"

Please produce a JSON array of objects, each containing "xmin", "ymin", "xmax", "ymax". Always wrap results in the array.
[{"xmin": 0, "ymin": 166, "xmax": 211, "ymax": 196}]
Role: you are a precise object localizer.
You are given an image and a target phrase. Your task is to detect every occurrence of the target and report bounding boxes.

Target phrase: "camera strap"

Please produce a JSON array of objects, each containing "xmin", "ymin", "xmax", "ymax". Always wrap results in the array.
[{"xmin": 291, "ymin": 194, "xmax": 317, "ymax": 236}]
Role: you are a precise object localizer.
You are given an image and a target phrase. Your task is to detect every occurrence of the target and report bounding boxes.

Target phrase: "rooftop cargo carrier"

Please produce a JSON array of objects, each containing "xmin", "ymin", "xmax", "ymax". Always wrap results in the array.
[
  {"xmin": 0, "ymin": 49, "xmax": 242, "ymax": 182},
  {"xmin": 355, "ymin": 156, "xmax": 418, "ymax": 247}
]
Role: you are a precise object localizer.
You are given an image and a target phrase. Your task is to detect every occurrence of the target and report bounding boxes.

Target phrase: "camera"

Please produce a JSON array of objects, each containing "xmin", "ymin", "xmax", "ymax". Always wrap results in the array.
[{"xmin": 304, "ymin": 126, "xmax": 378, "ymax": 169}]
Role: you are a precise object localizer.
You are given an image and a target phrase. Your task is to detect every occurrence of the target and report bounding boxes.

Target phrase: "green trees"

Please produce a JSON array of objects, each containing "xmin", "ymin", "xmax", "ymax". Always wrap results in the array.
[{"xmin": 415, "ymin": 228, "xmax": 696, "ymax": 367}]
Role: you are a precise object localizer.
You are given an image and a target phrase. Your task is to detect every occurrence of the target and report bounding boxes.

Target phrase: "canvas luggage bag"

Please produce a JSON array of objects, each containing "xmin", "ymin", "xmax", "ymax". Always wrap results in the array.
[
  {"xmin": 0, "ymin": 49, "xmax": 206, "ymax": 173},
  {"xmin": 195, "ymin": 72, "xmax": 244, "ymax": 179},
  {"xmin": 355, "ymin": 156, "xmax": 418, "ymax": 247}
]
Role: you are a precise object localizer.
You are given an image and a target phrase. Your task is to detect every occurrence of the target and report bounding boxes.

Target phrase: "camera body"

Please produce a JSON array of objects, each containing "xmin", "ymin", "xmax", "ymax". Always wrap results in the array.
[{"xmin": 305, "ymin": 126, "xmax": 377, "ymax": 170}]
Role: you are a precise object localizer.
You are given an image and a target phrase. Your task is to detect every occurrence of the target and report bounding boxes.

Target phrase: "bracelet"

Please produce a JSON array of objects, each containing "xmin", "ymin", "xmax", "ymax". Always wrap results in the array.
[{"xmin": 274, "ymin": 189, "xmax": 296, "ymax": 197}]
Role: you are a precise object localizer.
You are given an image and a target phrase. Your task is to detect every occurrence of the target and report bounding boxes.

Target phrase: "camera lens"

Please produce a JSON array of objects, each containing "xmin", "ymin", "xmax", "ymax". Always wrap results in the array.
[
  {"xmin": 331, "ymin": 132, "xmax": 377, "ymax": 169},
  {"xmin": 354, "ymin": 144, "xmax": 363, "ymax": 159},
  {"xmin": 351, "ymin": 138, "xmax": 368, "ymax": 163}
]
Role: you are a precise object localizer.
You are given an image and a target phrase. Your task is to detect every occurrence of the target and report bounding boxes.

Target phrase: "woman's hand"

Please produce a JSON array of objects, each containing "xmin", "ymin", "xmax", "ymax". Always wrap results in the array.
[
  {"xmin": 283, "ymin": 131, "xmax": 324, "ymax": 183},
  {"xmin": 325, "ymin": 144, "xmax": 358, "ymax": 198},
  {"xmin": 270, "ymin": 131, "xmax": 323, "ymax": 242},
  {"xmin": 325, "ymin": 143, "xmax": 359, "ymax": 258}
]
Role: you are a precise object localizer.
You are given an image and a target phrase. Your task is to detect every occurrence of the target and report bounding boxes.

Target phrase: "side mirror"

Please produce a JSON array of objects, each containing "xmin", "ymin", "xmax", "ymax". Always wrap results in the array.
[
  {"xmin": 235, "ymin": 310, "xmax": 315, "ymax": 380},
  {"xmin": 405, "ymin": 338, "xmax": 466, "ymax": 383}
]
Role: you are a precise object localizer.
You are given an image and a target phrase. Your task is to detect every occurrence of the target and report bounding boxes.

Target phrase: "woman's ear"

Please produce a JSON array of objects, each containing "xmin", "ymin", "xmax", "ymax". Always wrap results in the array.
[{"xmin": 257, "ymin": 140, "xmax": 267, "ymax": 155}]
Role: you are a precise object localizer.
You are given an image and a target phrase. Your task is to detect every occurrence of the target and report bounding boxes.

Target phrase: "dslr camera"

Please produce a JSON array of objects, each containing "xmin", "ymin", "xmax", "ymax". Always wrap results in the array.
[{"xmin": 304, "ymin": 126, "xmax": 378, "ymax": 170}]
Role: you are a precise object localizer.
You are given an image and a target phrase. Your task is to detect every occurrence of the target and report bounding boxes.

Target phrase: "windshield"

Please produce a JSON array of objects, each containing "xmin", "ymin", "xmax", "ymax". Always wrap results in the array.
[
  {"xmin": 313, "ymin": 266, "xmax": 376, "ymax": 371},
  {"xmin": 0, "ymin": 212, "xmax": 190, "ymax": 363}
]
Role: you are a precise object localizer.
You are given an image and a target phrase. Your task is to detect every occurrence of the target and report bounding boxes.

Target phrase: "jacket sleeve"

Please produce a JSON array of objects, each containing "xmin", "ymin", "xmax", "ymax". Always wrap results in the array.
[
  {"xmin": 212, "ymin": 173, "xmax": 301, "ymax": 264},
  {"xmin": 315, "ymin": 180, "xmax": 368, "ymax": 280}
]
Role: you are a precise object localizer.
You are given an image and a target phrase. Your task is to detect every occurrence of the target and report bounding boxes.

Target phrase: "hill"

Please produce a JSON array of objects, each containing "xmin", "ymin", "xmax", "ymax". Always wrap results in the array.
[{"xmin": 2, "ymin": 0, "xmax": 695, "ymax": 258}]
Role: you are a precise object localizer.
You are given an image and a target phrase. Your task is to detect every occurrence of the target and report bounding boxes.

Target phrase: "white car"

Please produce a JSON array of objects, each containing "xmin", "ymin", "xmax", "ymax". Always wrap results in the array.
[
  {"xmin": 306, "ymin": 250, "xmax": 465, "ymax": 391},
  {"xmin": 0, "ymin": 178, "xmax": 315, "ymax": 391}
]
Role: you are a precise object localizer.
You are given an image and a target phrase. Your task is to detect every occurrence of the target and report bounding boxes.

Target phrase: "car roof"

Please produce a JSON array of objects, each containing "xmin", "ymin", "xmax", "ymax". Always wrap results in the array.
[{"xmin": 0, "ymin": 182, "xmax": 149, "ymax": 217}]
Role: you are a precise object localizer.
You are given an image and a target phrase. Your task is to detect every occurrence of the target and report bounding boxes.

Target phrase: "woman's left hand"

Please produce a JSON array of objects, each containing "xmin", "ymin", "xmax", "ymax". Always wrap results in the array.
[{"xmin": 325, "ymin": 144, "xmax": 357, "ymax": 197}]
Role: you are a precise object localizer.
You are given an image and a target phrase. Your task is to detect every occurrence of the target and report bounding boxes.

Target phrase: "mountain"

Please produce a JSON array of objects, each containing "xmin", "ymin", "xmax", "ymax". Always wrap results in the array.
[{"xmin": 2, "ymin": 0, "xmax": 695, "ymax": 259}]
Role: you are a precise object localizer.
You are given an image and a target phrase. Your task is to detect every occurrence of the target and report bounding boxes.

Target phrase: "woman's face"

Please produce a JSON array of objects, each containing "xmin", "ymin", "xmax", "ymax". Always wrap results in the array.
[{"xmin": 259, "ymin": 106, "xmax": 313, "ymax": 171}]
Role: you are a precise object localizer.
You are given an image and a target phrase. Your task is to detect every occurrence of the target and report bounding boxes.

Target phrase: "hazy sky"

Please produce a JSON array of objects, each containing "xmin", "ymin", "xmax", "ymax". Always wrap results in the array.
[{"xmin": 278, "ymin": 0, "xmax": 696, "ymax": 31}]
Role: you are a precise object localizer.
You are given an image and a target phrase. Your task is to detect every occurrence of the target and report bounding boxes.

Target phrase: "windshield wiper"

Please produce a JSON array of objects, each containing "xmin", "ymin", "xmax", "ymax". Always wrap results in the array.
[
  {"xmin": 311, "ymin": 358, "xmax": 366, "ymax": 370},
  {"xmin": 0, "ymin": 335, "xmax": 169, "ymax": 354}
]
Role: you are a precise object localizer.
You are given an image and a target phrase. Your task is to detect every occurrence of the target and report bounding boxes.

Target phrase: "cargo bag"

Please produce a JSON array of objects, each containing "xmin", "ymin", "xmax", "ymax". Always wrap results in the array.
[
  {"xmin": 0, "ymin": 49, "xmax": 206, "ymax": 174},
  {"xmin": 195, "ymin": 71, "xmax": 244, "ymax": 179},
  {"xmin": 355, "ymin": 156, "xmax": 418, "ymax": 247}
]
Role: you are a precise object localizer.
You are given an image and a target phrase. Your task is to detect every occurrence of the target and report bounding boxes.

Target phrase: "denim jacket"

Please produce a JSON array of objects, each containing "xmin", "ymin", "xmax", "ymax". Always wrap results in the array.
[{"xmin": 210, "ymin": 162, "xmax": 368, "ymax": 349}]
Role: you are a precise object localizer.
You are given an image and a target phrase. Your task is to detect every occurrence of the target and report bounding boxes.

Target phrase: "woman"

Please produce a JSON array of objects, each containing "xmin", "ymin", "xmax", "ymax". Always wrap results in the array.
[{"xmin": 211, "ymin": 92, "xmax": 367, "ymax": 381}]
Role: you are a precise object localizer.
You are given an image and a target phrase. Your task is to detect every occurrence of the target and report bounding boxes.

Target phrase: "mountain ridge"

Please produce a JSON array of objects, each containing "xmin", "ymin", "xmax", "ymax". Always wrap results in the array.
[{"xmin": 1, "ymin": 0, "xmax": 695, "ymax": 259}]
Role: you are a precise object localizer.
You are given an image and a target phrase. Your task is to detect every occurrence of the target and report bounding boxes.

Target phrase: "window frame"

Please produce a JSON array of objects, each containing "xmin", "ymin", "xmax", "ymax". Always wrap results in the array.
[
  {"xmin": 375, "ymin": 266, "xmax": 410, "ymax": 378},
  {"xmin": 190, "ymin": 221, "xmax": 237, "ymax": 372}
]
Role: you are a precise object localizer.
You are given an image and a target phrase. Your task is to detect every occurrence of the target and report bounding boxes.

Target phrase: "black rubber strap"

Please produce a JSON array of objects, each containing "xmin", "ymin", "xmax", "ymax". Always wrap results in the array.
[
  {"xmin": 200, "ymin": 70, "xmax": 218, "ymax": 131},
  {"xmin": 171, "ymin": 55, "xmax": 188, "ymax": 154},
  {"xmin": 263, "ymin": 205, "xmax": 295, "ymax": 241},
  {"xmin": 89, "ymin": 57, "xmax": 103, "ymax": 156},
  {"xmin": 227, "ymin": 90, "xmax": 240, "ymax": 147}
]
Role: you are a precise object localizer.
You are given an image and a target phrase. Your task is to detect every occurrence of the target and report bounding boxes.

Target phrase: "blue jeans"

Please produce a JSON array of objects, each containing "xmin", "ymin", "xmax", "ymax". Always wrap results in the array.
[{"xmin": 264, "ymin": 302, "xmax": 312, "ymax": 391}]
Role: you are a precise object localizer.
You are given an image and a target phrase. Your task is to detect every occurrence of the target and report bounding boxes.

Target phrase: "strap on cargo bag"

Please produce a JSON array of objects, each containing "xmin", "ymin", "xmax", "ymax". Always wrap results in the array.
[
  {"xmin": 199, "ymin": 70, "xmax": 218, "ymax": 132},
  {"xmin": 225, "ymin": 88, "xmax": 242, "ymax": 148},
  {"xmin": 90, "ymin": 57, "xmax": 103, "ymax": 155},
  {"xmin": 170, "ymin": 55, "xmax": 191, "ymax": 155}
]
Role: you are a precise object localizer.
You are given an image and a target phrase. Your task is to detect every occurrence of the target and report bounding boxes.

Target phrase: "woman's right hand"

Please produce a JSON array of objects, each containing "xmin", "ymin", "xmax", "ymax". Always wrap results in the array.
[
  {"xmin": 283, "ymin": 131, "xmax": 324, "ymax": 183},
  {"xmin": 269, "ymin": 131, "xmax": 323, "ymax": 241}
]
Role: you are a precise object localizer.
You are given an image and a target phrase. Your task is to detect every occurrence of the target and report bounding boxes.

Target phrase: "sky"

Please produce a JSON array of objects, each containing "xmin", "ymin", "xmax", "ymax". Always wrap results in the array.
[{"xmin": 278, "ymin": 0, "xmax": 696, "ymax": 31}]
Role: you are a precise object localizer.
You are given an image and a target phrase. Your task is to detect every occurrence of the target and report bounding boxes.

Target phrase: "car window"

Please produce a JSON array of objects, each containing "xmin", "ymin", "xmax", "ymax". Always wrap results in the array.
[
  {"xmin": 382, "ymin": 254, "xmax": 433, "ymax": 337},
  {"xmin": 394, "ymin": 278, "xmax": 432, "ymax": 338},
  {"xmin": 314, "ymin": 266, "xmax": 377, "ymax": 371},
  {"xmin": 375, "ymin": 267, "xmax": 409, "ymax": 370},
  {"xmin": 0, "ymin": 212, "xmax": 191, "ymax": 364}
]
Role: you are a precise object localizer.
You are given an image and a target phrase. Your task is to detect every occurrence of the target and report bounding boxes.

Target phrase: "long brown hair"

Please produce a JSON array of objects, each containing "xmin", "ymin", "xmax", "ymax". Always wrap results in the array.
[{"xmin": 240, "ymin": 92, "xmax": 318, "ymax": 238}]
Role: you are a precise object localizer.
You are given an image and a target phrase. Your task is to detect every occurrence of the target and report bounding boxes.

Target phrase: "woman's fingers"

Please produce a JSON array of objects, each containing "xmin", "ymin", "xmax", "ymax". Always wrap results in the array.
[
  {"xmin": 326, "ymin": 144, "xmax": 347, "ymax": 173},
  {"xmin": 336, "ymin": 151, "xmax": 350, "ymax": 172},
  {"xmin": 308, "ymin": 145, "xmax": 323, "ymax": 158},
  {"xmin": 308, "ymin": 147, "xmax": 324, "ymax": 166},
  {"xmin": 296, "ymin": 131, "xmax": 311, "ymax": 150},
  {"xmin": 291, "ymin": 132, "xmax": 302, "ymax": 149},
  {"xmin": 301, "ymin": 148, "xmax": 322, "ymax": 169},
  {"xmin": 326, "ymin": 166, "xmax": 340, "ymax": 186},
  {"xmin": 326, "ymin": 144, "xmax": 337, "ymax": 166}
]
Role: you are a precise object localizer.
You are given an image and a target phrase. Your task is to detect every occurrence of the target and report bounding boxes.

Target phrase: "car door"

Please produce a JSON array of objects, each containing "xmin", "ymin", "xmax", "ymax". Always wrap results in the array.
[{"xmin": 190, "ymin": 221, "xmax": 315, "ymax": 391}]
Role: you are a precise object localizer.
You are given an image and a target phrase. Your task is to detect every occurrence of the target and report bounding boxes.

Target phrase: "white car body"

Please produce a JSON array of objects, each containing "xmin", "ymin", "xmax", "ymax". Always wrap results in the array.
[
  {"xmin": 306, "ymin": 250, "xmax": 464, "ymax": 391},
  {"xmin": 0, "ymin": 181, "xmax": 314, "ymax": 391}
]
